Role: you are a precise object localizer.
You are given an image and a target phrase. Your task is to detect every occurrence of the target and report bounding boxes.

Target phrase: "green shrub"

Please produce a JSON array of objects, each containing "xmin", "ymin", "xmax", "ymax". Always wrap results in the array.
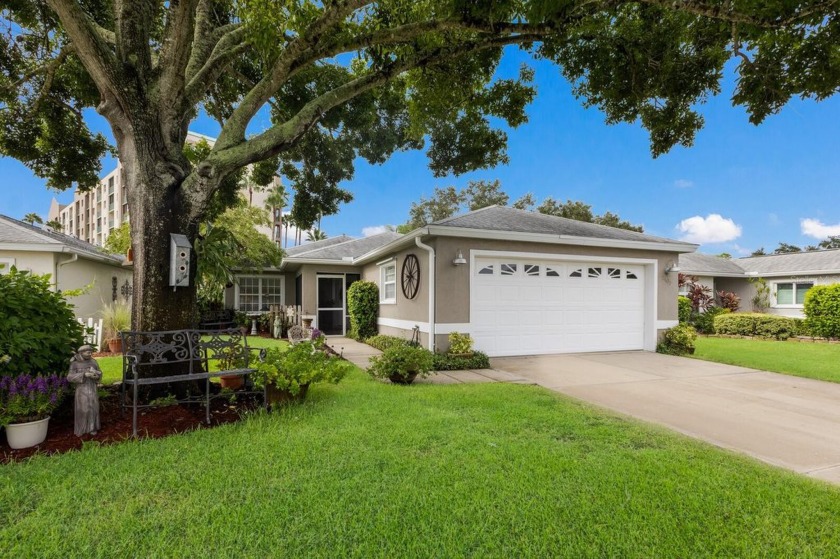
[
  {"xmin": 804, "ymin": 284, "xmax": 840, "ymax": 339},
  {"xmin": 793, "ymin": 318, "xmax": 812, "ymax": 337},
  {"xmin": 713, "ymin": 313, "xmax": 799, "ymax": 340},
  {"xmin": 0, "ymin": 268, "xmax": 85, "ymax": 377},
  {"xmin": 347, "ymin": 281, "xmax": 379, "ymax": 340},
  {"xmin": 692, "ymin": 307, "xmax": 730, "ymax": 334},
  {"xmin": 448, "ymin": 332, "xmax": 474, "ymax": 354},
  {"xmin": 368, "ymin": 344, "xmax": 435, "ymax": 382},
  {"xmin": 656, "ymin": 324, "xmax": 697, "ymax": 356},
  {"xmin": 364, "ymin": 334, "xmax": 407, "ymax": 351},
  {"xmin": 100, "ymin": 300, "xmax": 131, "ymax": 341},
  {"xmin": 678, "ymin": 296, "xmax": 692, "ymax": 324},
  {"xmin": 433, "ymin": 351, "xmax": 490, "ymax": 371},
  {"xmin": 253, "ymin": 342, "xmax": 352, "ymax": 395}
]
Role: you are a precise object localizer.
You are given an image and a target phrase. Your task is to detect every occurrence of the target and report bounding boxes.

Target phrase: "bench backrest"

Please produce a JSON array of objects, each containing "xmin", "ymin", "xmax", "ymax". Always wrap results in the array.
[{"xmin": 121, "ymin": 329, "xmax": 252, "ymax": 380}]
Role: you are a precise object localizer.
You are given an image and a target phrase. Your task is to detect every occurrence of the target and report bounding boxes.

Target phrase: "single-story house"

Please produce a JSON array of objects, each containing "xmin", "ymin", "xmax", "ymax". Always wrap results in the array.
[
  {"xmin": 0, "ymin": 214, "xmax": 132, "ymax": 319},
  {"xmin": 678, "ymin": 250, "xmax": 840, "ymax": 318},
  {"xmin": 227, "ymin": 206, "xmax": 697, "ymax": 357}
]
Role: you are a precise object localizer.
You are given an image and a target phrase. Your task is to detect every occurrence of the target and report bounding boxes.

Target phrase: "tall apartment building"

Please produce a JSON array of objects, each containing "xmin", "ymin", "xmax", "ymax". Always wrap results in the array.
[{"xmin": 47, "ymin": 132, "xmax": 282, "ymax": 247}]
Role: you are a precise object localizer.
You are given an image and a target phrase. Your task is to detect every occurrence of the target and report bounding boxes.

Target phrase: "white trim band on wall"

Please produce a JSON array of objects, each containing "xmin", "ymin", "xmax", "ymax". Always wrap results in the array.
[
  {"xmin": 656, "ymin": 320, "xmax": 678, "ymax": 330},
  {"xmin": 377, "ymin": 318, "xmax": 472, "ymax": 335}
]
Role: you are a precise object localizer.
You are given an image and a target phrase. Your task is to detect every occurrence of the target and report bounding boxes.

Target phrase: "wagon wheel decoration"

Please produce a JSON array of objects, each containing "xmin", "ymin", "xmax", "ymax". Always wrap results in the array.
[{"xmin": 401, "ymin": 254, "xmax": 420, "ymax": 299}]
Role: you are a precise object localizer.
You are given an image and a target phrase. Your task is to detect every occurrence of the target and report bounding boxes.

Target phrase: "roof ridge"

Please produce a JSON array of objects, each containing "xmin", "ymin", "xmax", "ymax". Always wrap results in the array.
[
  {"xmin": 0, "ymin": 214, "xmax": 123, "ymax": 263},
  {"xmin": 284, "ymin": 234, "xmax": 357, "ymax": 257},
  {"xmin": 432, "ymin": 204, "xmax": 500, "ymax": 225},
  {"xmin": 737, "ymin": 247, "xmax": 840, "ymax": 260}
]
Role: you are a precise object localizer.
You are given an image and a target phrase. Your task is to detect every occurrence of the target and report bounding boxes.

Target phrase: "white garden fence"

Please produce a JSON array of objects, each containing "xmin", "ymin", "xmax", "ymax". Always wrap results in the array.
[{"xmin": 77, "ymin": 317, "xmax": 103, "ymax": 349}]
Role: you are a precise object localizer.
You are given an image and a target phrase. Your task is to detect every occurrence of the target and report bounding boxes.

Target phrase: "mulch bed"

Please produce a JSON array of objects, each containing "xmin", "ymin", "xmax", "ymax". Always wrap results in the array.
[{"xmin": 1, "ymin": 384, "xmax": 262, "ymax": 464}]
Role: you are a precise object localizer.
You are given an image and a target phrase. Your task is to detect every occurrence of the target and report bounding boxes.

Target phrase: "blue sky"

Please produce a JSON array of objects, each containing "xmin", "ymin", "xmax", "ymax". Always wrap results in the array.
[{"xmin": 2, "ymin": 49, "xmax": 839, "ymax": 256}]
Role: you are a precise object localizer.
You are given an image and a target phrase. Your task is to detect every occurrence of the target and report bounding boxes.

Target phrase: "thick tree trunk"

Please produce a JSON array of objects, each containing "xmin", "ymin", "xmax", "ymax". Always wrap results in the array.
[{"xmin": 117, "ymin": 123, "xmax": 201, "ymax": 333}]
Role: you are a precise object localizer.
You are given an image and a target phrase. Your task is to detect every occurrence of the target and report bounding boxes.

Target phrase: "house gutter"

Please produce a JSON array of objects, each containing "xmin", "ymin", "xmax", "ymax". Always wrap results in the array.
[
  {"xmin": 414, "ymin": 234, "xmax": 435, "ymax": 352},
  {"xmin": 55, "ymin": 253, "xmax": 78, "ymax": 292}
]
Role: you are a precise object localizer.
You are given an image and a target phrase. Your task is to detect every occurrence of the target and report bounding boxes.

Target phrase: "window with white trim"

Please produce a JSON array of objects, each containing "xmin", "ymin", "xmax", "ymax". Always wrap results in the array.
[
  {"xmin": 380, "ymin": 262, "xmax": 396, "ymax": 303},
  {"xmin": 0, "ymin": 257, "xmax": 14, "ymax": 275},
  {"xmin": 774, "ymin": 282, "xmax": 813, "ymax": 307},
  {"xmin": 236, "ymin": 276, "xmax": 283, "ymax": 311}
]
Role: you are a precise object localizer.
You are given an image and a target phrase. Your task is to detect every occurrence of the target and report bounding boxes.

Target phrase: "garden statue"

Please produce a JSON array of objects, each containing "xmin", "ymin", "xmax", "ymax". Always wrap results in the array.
[
  {"xmin": 274, "ymin": 315, "xmax": 283, "ymax": 339},
  {"xmin": 67, "ymin": 344, "xmax": 102, "ymax": 436}
]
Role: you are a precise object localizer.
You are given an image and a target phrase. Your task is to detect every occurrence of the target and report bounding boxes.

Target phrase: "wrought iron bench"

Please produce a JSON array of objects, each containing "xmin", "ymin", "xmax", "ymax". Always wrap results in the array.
[{"xmin": 120, "ymin": 329, "xmax": 264, "ymax": 437}]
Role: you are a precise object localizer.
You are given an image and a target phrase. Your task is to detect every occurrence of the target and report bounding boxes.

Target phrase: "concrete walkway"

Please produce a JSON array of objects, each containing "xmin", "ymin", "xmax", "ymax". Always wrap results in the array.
[
  {"xmin": 492, "ymin": 351, "xmax": 840, "ymax": 485},
  {"xmin": 326, "ymin": 336, "xmax": 530, "ymax": 385}
]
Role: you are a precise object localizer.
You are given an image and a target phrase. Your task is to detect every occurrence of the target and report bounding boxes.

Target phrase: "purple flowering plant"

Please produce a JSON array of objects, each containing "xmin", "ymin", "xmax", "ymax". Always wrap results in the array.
[
  {"xmin": 310, "ymin": 328, "xmax": 326, "ymax": 348},
  {"xmin": 0, "ymin": 372, "xmax": 69, "ymax": 426}
]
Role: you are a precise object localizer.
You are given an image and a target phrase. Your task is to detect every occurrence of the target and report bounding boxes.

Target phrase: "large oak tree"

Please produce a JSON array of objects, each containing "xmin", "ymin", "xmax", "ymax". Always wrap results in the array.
[{"xmin": 2, "ymin": 0, "xmax": 837, "ymax": 331}]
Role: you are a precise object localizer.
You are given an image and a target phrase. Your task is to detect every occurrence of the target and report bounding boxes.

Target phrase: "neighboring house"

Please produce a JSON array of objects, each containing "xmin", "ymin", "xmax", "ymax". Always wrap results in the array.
[
  {"xmin": 47, "ymin": 131, "xmax": 282, "ymax": 248},
  {"xmin": 679, "ymin": 250, "xmax": 840, "ymax": 318},
  {"xmin": 0, "ymin": 215, "xmax": 132, "ymax": 318},
  {"xmin": 228, "ymin": 206, "xmax": 697, "ymax": 357}
]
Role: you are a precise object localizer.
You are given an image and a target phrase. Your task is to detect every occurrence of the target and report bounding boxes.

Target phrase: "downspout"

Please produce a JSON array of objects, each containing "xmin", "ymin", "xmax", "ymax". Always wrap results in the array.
[
  {"xmin": 415, "ymin": 234, "xmax": 435, "ymax": 352},
  {"xmin": 56, "ymin": 252, "xmax": 78, "ymax": 292}
]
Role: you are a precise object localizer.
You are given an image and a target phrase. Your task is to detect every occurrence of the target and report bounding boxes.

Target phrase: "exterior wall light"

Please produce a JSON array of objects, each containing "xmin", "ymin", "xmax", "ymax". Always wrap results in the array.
[{"xmin": 453, "ymin": 250, "xmax": 467, "ymax": 266}]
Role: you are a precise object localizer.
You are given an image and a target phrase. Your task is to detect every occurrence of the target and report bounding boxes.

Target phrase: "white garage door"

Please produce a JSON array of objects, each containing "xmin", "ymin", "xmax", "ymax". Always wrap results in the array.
[{"xmin": 471, "ymin": 257, "xmax": 647, "ymax": 357}]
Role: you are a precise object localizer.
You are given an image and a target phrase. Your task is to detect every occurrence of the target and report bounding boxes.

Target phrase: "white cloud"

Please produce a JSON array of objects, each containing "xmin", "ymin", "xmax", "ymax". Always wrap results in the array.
[
  {"xmin": 730, "ymin": 244, "xmax": 753, "ymax": 257},
  {"xmin": 801, "ymin": 218, "xmax": 840, "ymax": 239},
  {"xmin": 676, "ymin": 214, "xmax": 742, "ymax": 244},
  {"xmin": 674, "ymin": 179, "xmax": 694, "ymax": 189},
  {"xmin": 362, "ymin": 225, "xmax": 392, "ymax": 237}
]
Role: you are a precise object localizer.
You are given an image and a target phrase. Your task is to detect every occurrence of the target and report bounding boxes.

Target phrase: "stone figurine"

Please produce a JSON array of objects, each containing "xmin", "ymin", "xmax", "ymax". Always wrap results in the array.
[
  {"xmin": 67, "ymin": 344, "xmax": 102, "ymax": 436},
  {"xmin": 274, "ymin": 315, "xmax": 283, "ymax": 339}
]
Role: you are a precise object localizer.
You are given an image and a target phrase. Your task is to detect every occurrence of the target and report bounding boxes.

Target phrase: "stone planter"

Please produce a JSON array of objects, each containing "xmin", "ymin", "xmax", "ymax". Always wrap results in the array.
[
  {"xmin": 388, "ymin": 371, "xmax": 419, "ymax": 385},
  {"xmin": 219, "ymin": 375, "xmax": 244, "ymax": 390},
  {"xmin": 107, "ymin": 337, "xmax": 123, "ymax": 354},
  {"xmin": 266, "ymin": 382, "xmax": 310, "ymax": 405},
  {"xmin": 5, "ymin": 416, "xmax": 50, "ymax": 449}
]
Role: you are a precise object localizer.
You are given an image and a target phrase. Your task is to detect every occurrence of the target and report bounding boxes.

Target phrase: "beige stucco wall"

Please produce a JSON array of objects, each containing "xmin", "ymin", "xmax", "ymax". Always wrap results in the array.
[
  {"xmin": 57, "ymin": 256, "xmax": 133, "ymax": 319},
  {"xmin": 717, "ymin": 275, "xmax": 840, "ymax": 318},
  {"xmin": 0, "ymin": 249, "xmax": 132, "ymax": 319},
  {"xmin": 296, "ymin": 264, "xmax": 363, "ymax": 317},
  {"xmin": 361, "ymin": 245, "xmax": 430, "ymax": 325}
]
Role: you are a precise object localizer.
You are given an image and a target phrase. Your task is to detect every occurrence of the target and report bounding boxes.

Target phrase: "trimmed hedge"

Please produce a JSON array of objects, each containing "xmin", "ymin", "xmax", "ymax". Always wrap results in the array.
[
  {"xmin": 804, "ymin": 284, "xmax": 840, "ymax": 339},
  {"xmin": 347, "ymin": 281, "xmax": 379, "ymax": 340},
  {"xmin": 432, "ymin": 351, "xmax": 491, "ymax": 371},
  {"xmin": 713, "ymin": 313, "xmax": 799, "ymax": 340},
  {"xmin": 692, "ymin": 306, "xmax": 730, "ymax": 334},
  {"xmin": 656, "ymin": 324, "xmax": 697, "ymax": 356},
  {"xmin": 364, "ymin": 334, "xmax": 409, "ymax": 352}
]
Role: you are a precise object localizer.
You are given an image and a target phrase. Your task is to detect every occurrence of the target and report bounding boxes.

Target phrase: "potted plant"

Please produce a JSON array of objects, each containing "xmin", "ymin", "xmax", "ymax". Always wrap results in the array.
[
  {"xmin": 253, "ymin": 342, "xmax": 352, "ymax": 405},
  {"xmin": 216, "ymin": 345, "xmax": 247, "ymax": 390},
  {"xmin": 0, "ymin": 372, "xmax": 69, "ymax": 449},
  {"xmin": 100, "ymin": 300, "xmax": 131, "ymax": 353},
  {"xmin": 368, "ymin": 344, "xmax": 435, "ymax": 385},
  {"xmin": 447, "ymin": 332, "xmax": 474, "ymax": 357}
]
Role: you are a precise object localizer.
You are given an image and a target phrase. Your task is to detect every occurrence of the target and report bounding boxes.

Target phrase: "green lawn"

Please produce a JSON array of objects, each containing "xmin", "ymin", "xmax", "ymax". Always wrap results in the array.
[
  {"xmin": 95, "ymin": 336, "xmax": 288, "ymax": 385},
  {"xmin": 3, "ymin": 370, "xmax": 840, "ymax": 556},
  {"xmin": 694, "ymin": 336, "xmax": 840, "ymax": 383}
]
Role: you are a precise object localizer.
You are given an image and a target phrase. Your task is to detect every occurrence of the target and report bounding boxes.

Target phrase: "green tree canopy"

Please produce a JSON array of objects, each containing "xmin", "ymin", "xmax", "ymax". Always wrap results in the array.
[
  {"xmin": 2, "ymin": 0, "xmax": 837, "ymax": 331},
  {"xmin": 102, "ymin": 221, "xmax": 131, "ymax": 255}
]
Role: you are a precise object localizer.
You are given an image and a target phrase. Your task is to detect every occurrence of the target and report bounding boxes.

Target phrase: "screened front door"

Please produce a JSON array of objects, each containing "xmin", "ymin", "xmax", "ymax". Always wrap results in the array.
[{"xmin": 317, "ymin": 275, "xmax": 345, "ymax": 335}]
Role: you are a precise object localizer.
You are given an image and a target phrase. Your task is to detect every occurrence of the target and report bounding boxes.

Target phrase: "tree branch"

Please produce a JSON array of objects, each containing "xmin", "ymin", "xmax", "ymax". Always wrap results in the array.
[
  {"xmin": 208, "ymin": 33, "xmax": 540, "ymax": 180},
  {"xmin": 114, "ymin": 0, "xmax": 155, "ymax": 84},
  {"xmin": 215, "ymin": 0, "xmax": 372, "ymax": 151},
  {"xmin": 158, "ymin": 0, "xmax": 200, "ymax": 109},
  {"xmin": 184, "ymin": 26, "xmax": 249, "ymax": 105},
  {"xmin": 638, "ymin": 0, "xmax": 837, "ymax": 28},
  {"xmin": 43, "ymin": 0, "xmax": 123, "ymax": 117}
]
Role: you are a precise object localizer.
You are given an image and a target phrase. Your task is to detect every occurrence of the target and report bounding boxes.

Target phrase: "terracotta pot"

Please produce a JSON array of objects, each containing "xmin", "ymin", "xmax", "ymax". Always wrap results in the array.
[
  {"xmin": 107, "ymin": 337, "xmax": 123, "ymax": 354},
  {"xmin": 388, "ymin": 371, "xmax": 418, "ymax": 385},
  {"xmin": 266, "ymin": 382, "xmax": 310, "ymax": 405},
  {"xmin": 219, "ymin": 375, "xmax": 244, "ymax": 390},
  {"xmin": 5, "ymin": 416, "xmax": 50, "ymax": 449},
  {"xmin": 302, "ymin": 318, "xmax": 314, "ymax": 329}
]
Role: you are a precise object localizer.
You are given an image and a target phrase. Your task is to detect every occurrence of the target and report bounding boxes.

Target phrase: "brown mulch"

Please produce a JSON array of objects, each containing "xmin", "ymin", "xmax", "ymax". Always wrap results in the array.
[{"xmin": 1, "ymin": 384, "xmax": 262, "ymax": 464}]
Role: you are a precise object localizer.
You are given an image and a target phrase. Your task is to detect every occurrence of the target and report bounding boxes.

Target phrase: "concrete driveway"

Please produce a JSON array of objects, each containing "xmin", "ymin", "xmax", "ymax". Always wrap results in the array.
[{"xmin": 492, "ymin": 352, "xmax": 840, "ymax": 485}]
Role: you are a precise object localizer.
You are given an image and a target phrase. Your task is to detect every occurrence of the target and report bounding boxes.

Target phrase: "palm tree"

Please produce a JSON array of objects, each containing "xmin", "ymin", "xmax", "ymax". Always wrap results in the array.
[
  {"xmin": 45, "ymin": 219, "xmax": 62, "ymax": 230},
  {"xmin": 22, "ymin": 213, "xmax": 43, "ymax": 225},
  {"xmin": 263, "ymin": 184, "xmax": 288, "ymax": 247},
  {"xmin": 307, "ymin": 229, "xmax": 327, "ymax": 242}
]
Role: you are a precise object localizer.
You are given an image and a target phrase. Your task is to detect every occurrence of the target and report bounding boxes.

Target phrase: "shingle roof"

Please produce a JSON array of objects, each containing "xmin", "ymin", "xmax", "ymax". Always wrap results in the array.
[
  {"xmin": 678, "ymin": 249, "xmax": 840, "ymax": 277},
  {"xmin": 284, "ymin": 232, "xmax": 403, "ymax": 261},
  {"xmin": 283, "ymin": 235, "xmax": 354, "ymax": 256},
  {"xmin": 0, "ymin": 215, "xmax": 124, "ymax": 264},
  {"xmin": 432, "ymin": 206, "xmax": 690, "ymax": 246},
  {"xmin": 737, "ymin": 249, "xmax": 840, "ymax": 275},
  {"xmin": 679, "ymin": 253, "xmax": 747, "ymax": 276}
]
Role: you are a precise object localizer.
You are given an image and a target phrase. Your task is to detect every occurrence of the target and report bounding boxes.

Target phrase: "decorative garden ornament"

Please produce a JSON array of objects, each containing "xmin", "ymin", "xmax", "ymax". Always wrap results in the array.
[{"xmin": 67, "ymin": 344, "xmax": 102, "ymax": 436}]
